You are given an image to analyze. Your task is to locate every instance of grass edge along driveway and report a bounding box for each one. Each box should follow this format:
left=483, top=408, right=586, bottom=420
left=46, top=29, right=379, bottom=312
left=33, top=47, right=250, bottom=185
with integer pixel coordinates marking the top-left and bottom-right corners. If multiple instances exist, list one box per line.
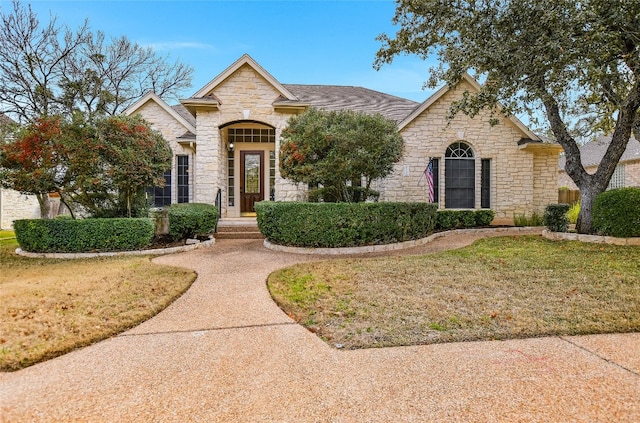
left=1, top=234, right=197, bottom=371
left=268, top=235, right=640, bottom=350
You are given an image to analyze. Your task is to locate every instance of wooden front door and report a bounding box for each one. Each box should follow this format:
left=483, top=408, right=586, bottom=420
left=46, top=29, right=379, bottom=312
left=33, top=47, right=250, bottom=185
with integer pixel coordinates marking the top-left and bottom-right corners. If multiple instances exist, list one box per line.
left=240, top=151, right=264, bottom=214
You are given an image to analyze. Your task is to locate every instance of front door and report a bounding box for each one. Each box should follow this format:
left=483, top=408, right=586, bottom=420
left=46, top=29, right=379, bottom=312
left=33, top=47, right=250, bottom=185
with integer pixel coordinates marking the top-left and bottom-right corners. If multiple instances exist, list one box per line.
left=240, top=151, right=264, bottom=214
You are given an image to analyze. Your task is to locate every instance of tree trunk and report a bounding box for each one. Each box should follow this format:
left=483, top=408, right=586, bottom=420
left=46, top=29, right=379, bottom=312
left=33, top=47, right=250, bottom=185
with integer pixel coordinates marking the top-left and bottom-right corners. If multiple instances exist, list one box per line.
left=576, top=186, right=599, bottom=234
left=35, top=193, right=51, bottom=219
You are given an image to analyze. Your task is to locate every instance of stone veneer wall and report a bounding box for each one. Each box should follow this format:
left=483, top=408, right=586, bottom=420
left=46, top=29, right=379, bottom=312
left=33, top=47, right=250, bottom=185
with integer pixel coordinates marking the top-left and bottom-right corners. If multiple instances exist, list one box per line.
left=134, top=101, right=195, bottom=204
left=194, top=64, right=306, bottom=216
left=1, top=189, right=40, bottom=229
left=375, top=81, right=556, bottom=220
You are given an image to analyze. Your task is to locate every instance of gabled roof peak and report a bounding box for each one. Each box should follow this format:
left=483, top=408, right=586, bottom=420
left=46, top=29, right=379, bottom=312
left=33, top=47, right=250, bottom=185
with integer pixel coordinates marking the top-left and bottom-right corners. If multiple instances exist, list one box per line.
left=190, top=54, right=298, bottom=101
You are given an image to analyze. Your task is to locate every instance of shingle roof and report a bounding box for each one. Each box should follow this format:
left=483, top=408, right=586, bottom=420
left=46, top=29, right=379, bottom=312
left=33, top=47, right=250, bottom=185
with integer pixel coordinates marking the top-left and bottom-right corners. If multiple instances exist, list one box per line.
left=171, top=104, right=196, bottom=127
left=558, top=135, right=640, bottom=170
left=282, top=84, right=420, bottom=123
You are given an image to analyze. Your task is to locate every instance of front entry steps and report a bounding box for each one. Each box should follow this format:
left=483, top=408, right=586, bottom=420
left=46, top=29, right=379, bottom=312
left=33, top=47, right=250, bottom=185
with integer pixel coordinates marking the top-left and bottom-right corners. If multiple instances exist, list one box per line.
left=215, top=218, right=264, bottom=240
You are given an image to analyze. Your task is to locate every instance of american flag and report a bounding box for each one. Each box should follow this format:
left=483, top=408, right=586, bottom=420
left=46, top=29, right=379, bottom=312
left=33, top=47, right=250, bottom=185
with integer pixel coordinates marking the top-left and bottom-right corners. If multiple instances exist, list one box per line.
left=425, top=159, right=435, bottom=203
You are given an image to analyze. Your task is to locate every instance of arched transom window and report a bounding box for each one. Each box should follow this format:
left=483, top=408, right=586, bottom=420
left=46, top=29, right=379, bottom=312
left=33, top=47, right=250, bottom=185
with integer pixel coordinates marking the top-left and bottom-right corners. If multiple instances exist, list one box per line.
left=445, top=142, right=475, bottom=208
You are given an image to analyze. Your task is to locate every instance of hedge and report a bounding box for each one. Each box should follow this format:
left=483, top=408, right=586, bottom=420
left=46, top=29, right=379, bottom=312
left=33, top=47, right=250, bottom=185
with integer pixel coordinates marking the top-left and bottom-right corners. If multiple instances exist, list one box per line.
left=593, top=188, right=640, bottom=237
left=256, top=201, right=438, bottom=248
left=167, top=203, right=219, bottom=241
left=435, top=209, right=495, bottom=230
left=14, top=218, right=154, bottom=253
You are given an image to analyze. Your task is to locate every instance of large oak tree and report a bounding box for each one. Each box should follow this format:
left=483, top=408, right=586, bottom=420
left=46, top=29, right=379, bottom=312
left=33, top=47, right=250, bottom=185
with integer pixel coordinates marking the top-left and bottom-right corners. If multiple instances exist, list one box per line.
left=375, top=0, right=640, bottom=233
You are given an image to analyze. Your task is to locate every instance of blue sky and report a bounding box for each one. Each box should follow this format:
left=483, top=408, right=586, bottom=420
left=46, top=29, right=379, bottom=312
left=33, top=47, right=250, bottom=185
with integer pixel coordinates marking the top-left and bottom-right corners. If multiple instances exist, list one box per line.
left=20, top=0, right=439, bottom=104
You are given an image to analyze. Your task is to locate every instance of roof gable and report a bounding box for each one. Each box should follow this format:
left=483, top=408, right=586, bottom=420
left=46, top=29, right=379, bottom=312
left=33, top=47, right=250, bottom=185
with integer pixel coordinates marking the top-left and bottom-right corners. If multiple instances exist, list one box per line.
left=124, top=92, right=196, bottom=135
left=191, top=54, right=297, bottom=101
left=398, top=73, right=538, bottom=140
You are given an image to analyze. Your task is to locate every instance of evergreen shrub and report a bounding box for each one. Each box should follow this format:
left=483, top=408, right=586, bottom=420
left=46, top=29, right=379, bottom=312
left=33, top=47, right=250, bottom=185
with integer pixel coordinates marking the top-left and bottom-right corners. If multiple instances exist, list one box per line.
left=256, top=202, right=437, bottom=248
left=167, top=203, right=219, bottom=241
left=544, top=204, right=570, bottom=232
left=593, top=188, right=640, bottom=237
left=14, top=218, right=154, bottom=253
left=435, top=209, right=495, bottom=230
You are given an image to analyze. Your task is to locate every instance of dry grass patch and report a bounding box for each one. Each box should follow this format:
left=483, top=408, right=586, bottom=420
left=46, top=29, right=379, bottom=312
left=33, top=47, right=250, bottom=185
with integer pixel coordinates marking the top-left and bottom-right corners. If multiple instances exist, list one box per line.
left=1, top=236, right=196, bottom=371
left=268, top=236, right=640, bottom=349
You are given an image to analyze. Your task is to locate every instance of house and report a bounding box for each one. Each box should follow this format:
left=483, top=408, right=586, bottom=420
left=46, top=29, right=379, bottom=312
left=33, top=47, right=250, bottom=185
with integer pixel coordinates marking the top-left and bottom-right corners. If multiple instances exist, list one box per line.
left=558, top=135, right=640, bottom=190
left=125, top=54, right=562, bottom=224
left=0, top=113, right=42, bottom=229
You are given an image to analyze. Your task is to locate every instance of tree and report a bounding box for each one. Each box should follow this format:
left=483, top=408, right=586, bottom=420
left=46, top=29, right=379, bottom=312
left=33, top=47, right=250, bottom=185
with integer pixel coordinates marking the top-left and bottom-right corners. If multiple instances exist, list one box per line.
left=0, top=0, right=193, bottom=122
left=0, top=114, right=171, bottom=218
left=0, top=116, right=64, bottom=218
left=375, top=0, right=640, bottom=234
left=280, top=108, right=404, bottom=202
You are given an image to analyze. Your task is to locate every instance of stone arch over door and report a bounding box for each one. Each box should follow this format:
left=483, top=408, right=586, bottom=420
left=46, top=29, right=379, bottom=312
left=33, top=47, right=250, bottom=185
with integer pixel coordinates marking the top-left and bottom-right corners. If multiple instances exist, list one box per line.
left=219, top=120, right=276, bottom=217
left=445, top=141, right=475, bottom=209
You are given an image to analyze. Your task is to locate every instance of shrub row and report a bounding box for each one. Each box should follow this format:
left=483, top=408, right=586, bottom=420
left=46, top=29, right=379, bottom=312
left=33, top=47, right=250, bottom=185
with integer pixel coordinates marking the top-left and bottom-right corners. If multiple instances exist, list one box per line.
left=256, top=202, right=438, bottom=248
left=14, top=218, right=154, bottom=253
left=593, top=187, right=640, bottom=237
left=435, top=209, right=495, bottom=230
left=167, top=203, right=219, bottom=241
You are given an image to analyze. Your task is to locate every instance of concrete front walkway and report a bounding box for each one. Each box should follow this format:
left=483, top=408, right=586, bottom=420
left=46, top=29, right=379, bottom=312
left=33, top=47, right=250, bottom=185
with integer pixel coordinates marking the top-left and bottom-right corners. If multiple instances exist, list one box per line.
left=1, top=232, right=639, bottom=422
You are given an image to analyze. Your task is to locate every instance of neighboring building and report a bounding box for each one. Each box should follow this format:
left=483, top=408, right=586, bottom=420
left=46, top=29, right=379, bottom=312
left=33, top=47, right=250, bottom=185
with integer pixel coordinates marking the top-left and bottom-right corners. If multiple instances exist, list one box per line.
left=0, top=113, right=42, bottom=229
left=126, top=54, right=562, bottom=223
left=558, top=136, right=640, bottom=190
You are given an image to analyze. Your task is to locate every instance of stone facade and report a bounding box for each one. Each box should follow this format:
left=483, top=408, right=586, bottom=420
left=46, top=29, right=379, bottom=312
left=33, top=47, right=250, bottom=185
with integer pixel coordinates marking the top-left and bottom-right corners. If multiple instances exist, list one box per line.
left=0, top=189, right=41, bottom=229
left=126, top=54, right=562, bottom=222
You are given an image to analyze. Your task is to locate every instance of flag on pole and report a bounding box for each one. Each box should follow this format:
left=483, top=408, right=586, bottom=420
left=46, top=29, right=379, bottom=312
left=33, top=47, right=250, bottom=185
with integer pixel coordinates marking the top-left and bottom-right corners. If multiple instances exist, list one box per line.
left=425, top=158, right=435, bottom=203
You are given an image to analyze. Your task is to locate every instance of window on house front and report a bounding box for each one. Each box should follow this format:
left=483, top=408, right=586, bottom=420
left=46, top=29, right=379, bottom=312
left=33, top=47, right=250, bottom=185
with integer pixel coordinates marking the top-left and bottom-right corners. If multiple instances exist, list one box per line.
left=177, top=155, right=189, bottom=203
left=151, top=170, right=172, bottom=207
left=481, top=159, right=491, bottom=208
left=445, top=142, right=475, bottom=208
left=607, top=164, right=625, bottom=190
left=269, top=151, right=276, bottom=201
left=430, top=158, right=440, bottom=203
left=228, top=150, right=235, bottom=207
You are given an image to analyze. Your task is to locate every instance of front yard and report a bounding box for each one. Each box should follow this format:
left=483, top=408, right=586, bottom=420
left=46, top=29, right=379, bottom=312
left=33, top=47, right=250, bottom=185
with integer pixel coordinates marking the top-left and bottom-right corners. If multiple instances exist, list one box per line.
left=0, top=233, right=196, bottom=371
left=268, top=236, right=640, bottom=349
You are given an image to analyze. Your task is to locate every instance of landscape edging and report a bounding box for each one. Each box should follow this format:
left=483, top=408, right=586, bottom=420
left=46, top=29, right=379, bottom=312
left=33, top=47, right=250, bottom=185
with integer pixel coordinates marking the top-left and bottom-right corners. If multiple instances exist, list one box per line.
left=263, top=227, right=542, bottom=255
left=542, top=229, right=640, bottom=246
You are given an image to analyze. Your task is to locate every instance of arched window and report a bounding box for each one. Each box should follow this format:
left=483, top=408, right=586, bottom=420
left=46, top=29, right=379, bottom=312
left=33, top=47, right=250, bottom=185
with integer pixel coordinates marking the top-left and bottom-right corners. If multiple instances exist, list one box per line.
left=445, top=142, right=475, bottom=208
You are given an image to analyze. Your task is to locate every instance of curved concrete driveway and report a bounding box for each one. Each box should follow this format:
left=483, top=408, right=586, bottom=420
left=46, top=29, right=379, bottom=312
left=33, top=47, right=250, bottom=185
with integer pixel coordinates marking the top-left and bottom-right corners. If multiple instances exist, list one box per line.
left=2, top=232, right=639, bottom=422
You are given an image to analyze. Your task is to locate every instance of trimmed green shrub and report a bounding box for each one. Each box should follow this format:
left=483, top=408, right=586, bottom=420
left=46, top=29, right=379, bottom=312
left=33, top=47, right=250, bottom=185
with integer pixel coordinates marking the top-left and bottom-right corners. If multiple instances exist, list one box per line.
left=593, top=188, right=640, bottom=237
left=544, top=204, right=570, bottom=232
left=435, top=209, right=495, bottom=230
left=14, top=218, right=154, bottom=253
left=475, top=209, right=496, bottom=226
left=167, top=203, right=218, bottom=241
left=256, top=202, right=437, bottom=248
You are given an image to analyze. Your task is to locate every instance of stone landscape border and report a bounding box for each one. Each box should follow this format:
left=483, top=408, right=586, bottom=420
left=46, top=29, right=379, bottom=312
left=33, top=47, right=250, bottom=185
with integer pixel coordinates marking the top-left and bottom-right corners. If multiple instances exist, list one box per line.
left=542, top=229, right=640, bottom=246
left=15, top=237, right=215, bottom=259
left=263, top=227, right=542, bottom=255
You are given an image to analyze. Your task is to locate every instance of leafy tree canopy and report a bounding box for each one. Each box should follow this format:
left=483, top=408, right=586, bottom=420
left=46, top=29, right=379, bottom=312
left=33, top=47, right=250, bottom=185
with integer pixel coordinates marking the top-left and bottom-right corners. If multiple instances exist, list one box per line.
left=0, top=114, right=171, bottom=218
left=280, top=108, right=404, bottom=202
left=375, top=0, right=640, bottom=234
left=0, top=0, right=193, bottom=123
